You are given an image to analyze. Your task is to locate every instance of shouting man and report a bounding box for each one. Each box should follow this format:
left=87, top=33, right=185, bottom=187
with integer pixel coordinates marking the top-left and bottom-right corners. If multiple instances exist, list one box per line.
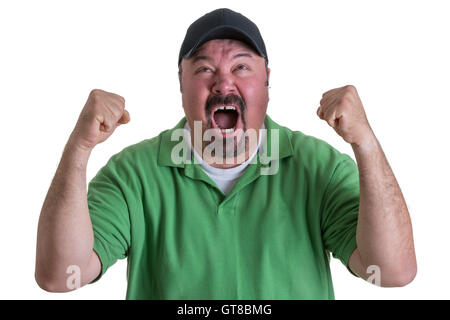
left=35, top=8, right=416, bottom=299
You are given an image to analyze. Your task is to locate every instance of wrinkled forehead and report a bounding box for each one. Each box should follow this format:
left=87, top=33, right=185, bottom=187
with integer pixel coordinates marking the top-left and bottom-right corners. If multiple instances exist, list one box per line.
left=190, top=39, right=258, bottom=60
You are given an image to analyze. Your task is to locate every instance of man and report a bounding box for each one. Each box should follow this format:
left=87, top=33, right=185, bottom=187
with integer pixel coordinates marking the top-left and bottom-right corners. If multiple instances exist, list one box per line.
left=35, top=8, right=416, bottom=299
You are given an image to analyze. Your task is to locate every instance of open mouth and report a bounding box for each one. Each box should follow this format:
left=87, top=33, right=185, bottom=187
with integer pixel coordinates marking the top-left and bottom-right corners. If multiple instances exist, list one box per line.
left=211, top=105, right=241, bottom=135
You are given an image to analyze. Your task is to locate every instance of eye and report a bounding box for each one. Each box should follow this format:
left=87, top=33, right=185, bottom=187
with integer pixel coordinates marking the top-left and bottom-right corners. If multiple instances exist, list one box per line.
left=234, top=64, right=249, bottom=72
left=196, top=67, right=213, bottom=74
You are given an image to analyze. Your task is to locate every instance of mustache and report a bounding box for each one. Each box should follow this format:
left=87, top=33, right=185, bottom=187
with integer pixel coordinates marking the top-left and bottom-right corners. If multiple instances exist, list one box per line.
left=205, top=94, right=246, bottom=115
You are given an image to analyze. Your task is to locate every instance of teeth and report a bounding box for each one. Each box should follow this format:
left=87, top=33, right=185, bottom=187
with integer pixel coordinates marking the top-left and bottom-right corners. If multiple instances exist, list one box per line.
left=220, top=127, right=235, bottom=133
left=213, top=105, right=237, bottom=112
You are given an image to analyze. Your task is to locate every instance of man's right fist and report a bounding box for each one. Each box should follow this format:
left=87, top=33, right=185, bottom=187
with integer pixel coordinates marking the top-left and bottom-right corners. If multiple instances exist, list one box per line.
left=69, top=89, right=130, bottom=151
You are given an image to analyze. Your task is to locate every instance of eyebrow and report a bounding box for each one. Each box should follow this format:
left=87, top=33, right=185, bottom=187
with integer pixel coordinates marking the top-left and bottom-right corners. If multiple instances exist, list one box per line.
left=232, top=52, right=254, bottom=59
left=191, top=52, right=254, bottom=64
left=192, top=55, right=213, bottom=64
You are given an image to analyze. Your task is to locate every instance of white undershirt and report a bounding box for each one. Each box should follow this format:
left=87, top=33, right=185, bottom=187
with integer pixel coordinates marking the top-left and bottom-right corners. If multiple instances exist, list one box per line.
left=184, top=121, right=264, bottom=195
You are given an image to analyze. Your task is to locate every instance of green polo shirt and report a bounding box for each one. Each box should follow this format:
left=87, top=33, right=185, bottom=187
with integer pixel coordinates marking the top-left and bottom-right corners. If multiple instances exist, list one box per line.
left=87, top=115, right=360, bottom=299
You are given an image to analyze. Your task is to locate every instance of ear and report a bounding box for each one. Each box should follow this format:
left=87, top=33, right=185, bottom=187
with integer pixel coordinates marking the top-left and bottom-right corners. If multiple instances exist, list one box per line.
left=178, top=72, right=183, bottom=93
left=266, top=67, right=271, bottom=87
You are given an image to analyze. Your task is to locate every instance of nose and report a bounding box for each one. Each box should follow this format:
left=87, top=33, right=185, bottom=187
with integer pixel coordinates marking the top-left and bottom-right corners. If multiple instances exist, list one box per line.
left=211, top=71, right=236, bottom=96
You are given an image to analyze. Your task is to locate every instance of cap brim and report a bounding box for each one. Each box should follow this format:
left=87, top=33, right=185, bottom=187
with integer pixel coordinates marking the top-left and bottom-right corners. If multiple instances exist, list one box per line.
left=182, top=25, right=266, bottom=61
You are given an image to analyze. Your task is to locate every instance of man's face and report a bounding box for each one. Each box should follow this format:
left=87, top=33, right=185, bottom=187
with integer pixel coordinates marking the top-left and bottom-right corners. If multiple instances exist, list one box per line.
left=179, top=39, right=270, bottom=167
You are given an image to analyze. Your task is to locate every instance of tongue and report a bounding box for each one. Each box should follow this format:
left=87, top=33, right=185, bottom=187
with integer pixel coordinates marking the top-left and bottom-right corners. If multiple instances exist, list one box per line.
left=214, top=112, right=237, bottom=129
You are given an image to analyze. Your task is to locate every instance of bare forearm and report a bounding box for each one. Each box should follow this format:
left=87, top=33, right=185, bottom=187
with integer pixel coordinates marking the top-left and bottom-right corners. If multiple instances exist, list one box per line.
left=352, top=134, right=417, bottom=284
left=35, top=137, right=95, bottom=290
left=35, top=90, right=129, bottom=292
left=317, top=85, right=416, bottom=286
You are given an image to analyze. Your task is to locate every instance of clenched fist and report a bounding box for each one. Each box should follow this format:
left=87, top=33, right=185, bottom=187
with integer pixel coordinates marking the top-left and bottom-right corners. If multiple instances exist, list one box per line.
left=317, top=85, right=373, bottom=146
left=69, top=89, right=130, bottom=151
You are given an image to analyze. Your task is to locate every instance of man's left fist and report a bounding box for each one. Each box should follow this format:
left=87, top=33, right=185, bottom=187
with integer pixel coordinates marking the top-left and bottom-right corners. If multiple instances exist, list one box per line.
left=317, top=85, right=373, bottom=146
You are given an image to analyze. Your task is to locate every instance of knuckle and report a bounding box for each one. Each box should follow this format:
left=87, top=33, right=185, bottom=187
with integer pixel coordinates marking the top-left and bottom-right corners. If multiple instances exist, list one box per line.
left=90, top=89, right=102, bottom=97
left=345, top=84, right=356, bottom=93
left=89, top=89, right=103, bottom=105
left=343, top=92, right=352, bottom=100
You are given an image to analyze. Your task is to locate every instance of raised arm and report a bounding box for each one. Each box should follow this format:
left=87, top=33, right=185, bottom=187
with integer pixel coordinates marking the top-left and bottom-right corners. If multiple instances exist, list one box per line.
left=317, top=85, right=417, bottom=287
left=35, top=89, right=130, bottom=292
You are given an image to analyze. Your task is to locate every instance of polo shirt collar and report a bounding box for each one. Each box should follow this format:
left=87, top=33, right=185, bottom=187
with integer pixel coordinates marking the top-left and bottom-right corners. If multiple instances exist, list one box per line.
left=157, top=114, right=294, bottom=168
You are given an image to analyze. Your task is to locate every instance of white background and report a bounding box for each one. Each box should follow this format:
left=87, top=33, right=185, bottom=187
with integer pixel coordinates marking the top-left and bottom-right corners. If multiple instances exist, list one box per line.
left=0, top=0, right=448, bottom=300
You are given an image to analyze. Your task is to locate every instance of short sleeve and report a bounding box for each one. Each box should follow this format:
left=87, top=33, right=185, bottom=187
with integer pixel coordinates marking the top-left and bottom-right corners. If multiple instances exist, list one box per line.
left=320, top=156, right=360, bottom=275
left=87, top=158, right=131, bottom=283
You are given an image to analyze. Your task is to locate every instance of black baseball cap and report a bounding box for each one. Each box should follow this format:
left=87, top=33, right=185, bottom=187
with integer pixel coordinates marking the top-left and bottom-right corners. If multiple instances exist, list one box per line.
left=178, top=8, right=268, bottom=66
